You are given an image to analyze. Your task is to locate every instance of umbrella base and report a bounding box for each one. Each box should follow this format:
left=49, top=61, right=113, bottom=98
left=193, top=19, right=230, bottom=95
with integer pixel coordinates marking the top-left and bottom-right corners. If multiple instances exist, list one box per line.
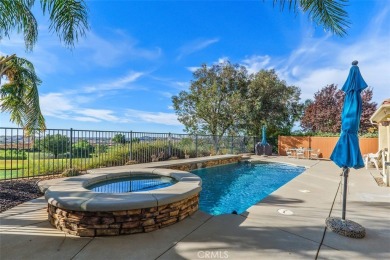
left=325, top=217, right=365, bottom=239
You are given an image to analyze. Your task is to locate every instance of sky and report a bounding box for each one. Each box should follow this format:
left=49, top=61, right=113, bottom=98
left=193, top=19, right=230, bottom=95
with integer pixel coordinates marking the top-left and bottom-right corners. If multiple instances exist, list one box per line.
left=1, top=0, right=390, bottom=133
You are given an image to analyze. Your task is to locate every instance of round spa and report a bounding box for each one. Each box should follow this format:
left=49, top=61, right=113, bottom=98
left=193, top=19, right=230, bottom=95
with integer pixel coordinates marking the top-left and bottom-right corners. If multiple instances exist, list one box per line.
left=40, top=169, right=202, bottom=237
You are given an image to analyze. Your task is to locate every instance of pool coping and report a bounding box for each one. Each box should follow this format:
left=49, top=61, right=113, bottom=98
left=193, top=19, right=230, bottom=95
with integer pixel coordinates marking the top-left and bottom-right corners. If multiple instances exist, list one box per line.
left=41, top=168, right=202, bottom=212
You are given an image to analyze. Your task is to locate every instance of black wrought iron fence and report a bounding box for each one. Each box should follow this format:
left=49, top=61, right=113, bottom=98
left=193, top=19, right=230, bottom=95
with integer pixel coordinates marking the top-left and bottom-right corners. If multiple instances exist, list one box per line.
left=0, top=127, right=255, bottom=180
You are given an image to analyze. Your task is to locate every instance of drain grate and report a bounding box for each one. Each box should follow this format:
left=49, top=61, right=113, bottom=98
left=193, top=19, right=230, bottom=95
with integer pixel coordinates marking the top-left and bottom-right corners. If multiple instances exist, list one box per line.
left=278, top=209, right=294, bottom=215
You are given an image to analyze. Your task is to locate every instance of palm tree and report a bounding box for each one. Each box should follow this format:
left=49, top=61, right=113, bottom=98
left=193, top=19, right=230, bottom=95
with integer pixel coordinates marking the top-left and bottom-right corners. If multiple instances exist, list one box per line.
left=1, top=54, right=45, bottom=133
left=0, top=0, right=89, bottom=51
left=273, top=0, right=350, bottom=36
left=0, top=0, right=88, bottom=132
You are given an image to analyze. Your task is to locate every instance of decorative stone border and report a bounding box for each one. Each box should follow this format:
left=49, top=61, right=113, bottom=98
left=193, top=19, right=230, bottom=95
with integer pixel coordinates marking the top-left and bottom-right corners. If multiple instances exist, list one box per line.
left=159, top=156, right=242, bottom=171
left=40, top=168, right=201, bottom=237
left=48, top=194, right=199, bottom=237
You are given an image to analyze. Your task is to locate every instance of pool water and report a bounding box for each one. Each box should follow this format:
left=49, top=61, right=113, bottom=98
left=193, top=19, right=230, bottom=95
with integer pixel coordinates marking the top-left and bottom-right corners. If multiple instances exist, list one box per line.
left=87, top=174, right=177, bottom=193
left=191, top=162, right=305, bottom=215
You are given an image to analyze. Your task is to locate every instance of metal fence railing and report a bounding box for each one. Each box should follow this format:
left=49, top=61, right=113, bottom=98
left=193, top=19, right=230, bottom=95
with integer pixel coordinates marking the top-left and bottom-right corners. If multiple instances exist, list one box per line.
left=0, top=127, right=256, bottom=180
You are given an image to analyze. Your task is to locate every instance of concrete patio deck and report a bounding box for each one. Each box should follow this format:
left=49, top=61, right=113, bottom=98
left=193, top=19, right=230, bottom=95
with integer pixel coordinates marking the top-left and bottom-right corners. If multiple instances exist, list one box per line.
left=1, top=156, right=389, bottom=259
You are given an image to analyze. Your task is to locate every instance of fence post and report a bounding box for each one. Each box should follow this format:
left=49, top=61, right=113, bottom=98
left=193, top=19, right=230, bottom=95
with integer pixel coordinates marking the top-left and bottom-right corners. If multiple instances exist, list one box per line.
left=253, top=136, right=256, bottom=153
left=230, top=136, right=234, bottom=154
left=69, top=128, right=73, bottom=169
left=168, top=132, right=172, bottom=157
left=130, top=131, right=133, bottom=161
left=195, top=134, right=198, bottom=158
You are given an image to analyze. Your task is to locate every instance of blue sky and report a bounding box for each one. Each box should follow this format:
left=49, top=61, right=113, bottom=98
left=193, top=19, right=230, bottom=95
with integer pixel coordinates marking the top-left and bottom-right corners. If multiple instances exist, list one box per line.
left=1, top=0, right=389, bottom=133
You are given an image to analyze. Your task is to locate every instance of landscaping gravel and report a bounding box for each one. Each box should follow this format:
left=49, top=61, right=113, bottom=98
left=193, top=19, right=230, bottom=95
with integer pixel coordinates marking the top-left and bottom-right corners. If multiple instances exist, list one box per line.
left=0, top=178, right=49, bottom=213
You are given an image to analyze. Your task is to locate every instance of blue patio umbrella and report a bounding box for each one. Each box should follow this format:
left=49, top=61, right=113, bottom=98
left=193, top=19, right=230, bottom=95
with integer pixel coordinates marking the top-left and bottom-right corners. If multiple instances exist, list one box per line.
left=261, top=126, right=268, bottom=145
left=327, top=60, right=367, bottom=238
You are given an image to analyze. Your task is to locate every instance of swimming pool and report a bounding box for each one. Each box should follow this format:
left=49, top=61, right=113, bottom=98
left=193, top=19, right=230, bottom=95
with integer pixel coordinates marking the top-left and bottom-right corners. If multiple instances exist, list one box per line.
left=87, top=174, right=177, bottom=193
left=191, top=162, right=305, bottom=215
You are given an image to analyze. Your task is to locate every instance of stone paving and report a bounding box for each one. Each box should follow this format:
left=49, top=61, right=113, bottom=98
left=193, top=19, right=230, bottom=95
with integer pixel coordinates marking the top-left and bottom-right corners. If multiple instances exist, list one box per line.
left=1, top=155, right=389, bottom=259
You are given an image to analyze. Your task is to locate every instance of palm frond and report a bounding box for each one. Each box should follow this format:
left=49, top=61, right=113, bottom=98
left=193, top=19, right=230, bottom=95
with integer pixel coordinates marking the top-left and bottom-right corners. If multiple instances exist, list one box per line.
left=0, top=0, right=38, bottom=51
left=301, top=0, right=350, bottom=36
left=0, top=55, right=46, bottom=133
left=41, top=0, right=89, bottom=48
left=272, top=0, right=350, bottom=36
left=273, top=0, right=298, bottom=12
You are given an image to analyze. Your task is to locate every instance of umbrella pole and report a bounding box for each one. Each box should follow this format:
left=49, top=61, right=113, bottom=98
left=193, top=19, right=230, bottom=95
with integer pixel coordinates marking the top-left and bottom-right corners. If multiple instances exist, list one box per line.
left=326, top=166, right=365, bottom=238
left=342, top=167, right=349, bottom=220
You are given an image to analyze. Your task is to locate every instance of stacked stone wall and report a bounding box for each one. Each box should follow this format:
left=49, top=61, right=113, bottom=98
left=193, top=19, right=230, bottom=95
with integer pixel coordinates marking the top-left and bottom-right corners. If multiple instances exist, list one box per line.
left=164, top=156, right=241, bottom=171
left=48, top=194, right=199, bottom=237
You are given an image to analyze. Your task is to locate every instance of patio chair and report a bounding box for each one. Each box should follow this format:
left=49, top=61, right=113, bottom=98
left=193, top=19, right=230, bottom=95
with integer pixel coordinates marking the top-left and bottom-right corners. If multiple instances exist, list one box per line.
left=296, top=148, right=305, bottom=159
left=285, top=149, right=293, bottom=157
left=310, top=149, right=321, bottom=159
left=364, top=150, right=382, bottom=170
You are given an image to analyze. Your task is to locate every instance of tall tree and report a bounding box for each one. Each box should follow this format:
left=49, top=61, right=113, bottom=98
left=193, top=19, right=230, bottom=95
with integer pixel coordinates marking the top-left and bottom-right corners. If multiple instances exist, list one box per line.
left=359, top=88, right=378, bottom=134
left=112, top=134, right=126, bottom=145
left=273, top=0, right=350, bottom=36
left=172, top=62, right=248, bottom=152
left=0, top=0, right=89, bottom=132
left=33, top=134, right=70, bottom=158
left=241, top=69, right=303, bottom=138
left=300, top=85, right=377, bottom=134
left=72, top=140, right=94, bottom=158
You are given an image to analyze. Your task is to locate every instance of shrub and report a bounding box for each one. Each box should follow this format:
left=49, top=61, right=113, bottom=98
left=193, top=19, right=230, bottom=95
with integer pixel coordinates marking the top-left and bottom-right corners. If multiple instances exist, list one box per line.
left=0, top=150, right=27, bottom=160
left=62, top=168, right=81, bottom=177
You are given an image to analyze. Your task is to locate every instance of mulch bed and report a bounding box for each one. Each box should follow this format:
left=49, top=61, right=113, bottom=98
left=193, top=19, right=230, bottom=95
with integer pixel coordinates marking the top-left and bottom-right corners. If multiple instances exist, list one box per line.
left=0, top=176, right=59, bottom=213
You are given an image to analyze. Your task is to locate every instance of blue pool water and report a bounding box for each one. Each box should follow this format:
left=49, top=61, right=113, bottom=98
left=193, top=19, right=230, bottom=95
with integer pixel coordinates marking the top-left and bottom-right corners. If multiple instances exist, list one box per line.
left=87, top=174, right=177, bottom=193
left=191, top=162, right=305, bottom=215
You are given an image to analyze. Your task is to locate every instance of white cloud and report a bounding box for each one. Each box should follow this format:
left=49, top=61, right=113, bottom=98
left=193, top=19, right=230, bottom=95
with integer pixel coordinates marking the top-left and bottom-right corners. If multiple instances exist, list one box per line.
left=125, top=109, right=181, bottom=126
left=276, top=31, right=390, bottom=104
left=77, top=109, right=122, bottom=122
left=243, top=6, right=390, bottom=105
left=177, top=38, right=219, bottom=60
left=159, top=91, right=173, bottom=98
left=186, top=66, right=199, bottom=73
left=216, top=56, right=229, bottom=64
left=78, top=32, right=162, bottom=67
left=82, top=71, right=145, bottom=93
left=173, top=81, right=189, bottom=90
left=241, top=55, right=272, bottom=74
left=39, top=92, right=129, bottom=123
left=72, top=116, right=101, bottom=122
left=40, top=93, right=74, bottom=118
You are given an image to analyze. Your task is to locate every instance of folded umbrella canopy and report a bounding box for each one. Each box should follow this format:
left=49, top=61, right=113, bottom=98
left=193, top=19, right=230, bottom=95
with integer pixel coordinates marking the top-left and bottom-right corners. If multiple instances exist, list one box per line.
left=330, top=61, right=367, bottom=169
left=327, top=60, right=367, bottom=238
left=261, top=125, right=268, bottom=146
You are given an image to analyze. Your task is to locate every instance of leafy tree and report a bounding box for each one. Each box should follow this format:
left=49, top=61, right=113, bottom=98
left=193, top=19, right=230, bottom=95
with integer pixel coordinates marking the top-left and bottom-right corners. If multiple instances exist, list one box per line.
left=0, top=55, right=45, bottom=132
left=172, top=62, right=249, bottom=153
left=240, top=69, right=303, bottom=139
left=33, top=134, right=70, bottom=158
left=112, top=134, right=126, bottom=144
left=0, top=0, right=89, bottom=133
left=359, top=89, right=378, bottom=134
left=273, top=0, right=350, bottom=36
left=95, top=144, right=108, bottom=155
left=72, top=140, right=94, bottom=158
left=300, top=85, right=377, bottom=134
